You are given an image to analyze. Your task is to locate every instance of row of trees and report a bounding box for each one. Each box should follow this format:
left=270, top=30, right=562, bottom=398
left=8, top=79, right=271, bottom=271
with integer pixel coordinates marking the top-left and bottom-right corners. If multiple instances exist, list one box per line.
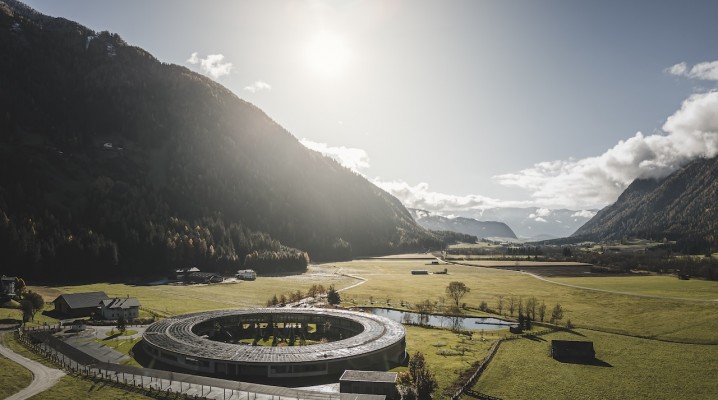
left=492, top=295, right=565, bottom=324
left=265, top=285, right=341, bottom=307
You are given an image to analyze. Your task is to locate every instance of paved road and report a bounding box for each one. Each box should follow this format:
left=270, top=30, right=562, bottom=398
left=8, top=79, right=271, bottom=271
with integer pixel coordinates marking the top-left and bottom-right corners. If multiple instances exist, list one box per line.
left=0, top=333, right=66, bottom=400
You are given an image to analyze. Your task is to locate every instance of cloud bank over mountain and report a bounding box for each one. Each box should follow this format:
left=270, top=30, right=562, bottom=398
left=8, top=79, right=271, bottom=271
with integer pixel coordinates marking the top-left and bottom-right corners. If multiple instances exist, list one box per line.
left=495, top=87, right=718, bottom=209
left=302, top=63, right=718, bottom=213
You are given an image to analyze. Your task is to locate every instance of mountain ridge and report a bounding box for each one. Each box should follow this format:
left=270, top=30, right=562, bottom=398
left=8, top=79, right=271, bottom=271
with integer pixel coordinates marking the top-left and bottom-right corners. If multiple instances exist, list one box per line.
left=409, top=208, right=517, bottom=239
left=572, top=156, right=718, bottom=251
left=0, top=0, right=449, bottom=279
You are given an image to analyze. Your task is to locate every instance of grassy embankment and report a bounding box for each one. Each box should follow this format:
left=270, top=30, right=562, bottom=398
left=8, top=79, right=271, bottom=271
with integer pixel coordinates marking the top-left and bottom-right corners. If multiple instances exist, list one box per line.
left=0, top=353, right=32, bottom=399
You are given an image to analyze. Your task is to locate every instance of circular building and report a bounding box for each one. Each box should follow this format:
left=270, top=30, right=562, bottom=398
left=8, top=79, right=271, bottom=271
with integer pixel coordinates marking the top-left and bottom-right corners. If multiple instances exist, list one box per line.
left=142, top=308, right=406, bottom=378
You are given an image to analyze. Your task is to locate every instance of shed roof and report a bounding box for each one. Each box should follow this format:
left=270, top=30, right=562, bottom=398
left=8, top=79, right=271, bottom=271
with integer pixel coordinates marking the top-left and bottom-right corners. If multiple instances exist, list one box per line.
left=53, top=292, right=109, bottom=309
left=340, top=370, right=398, bottom=383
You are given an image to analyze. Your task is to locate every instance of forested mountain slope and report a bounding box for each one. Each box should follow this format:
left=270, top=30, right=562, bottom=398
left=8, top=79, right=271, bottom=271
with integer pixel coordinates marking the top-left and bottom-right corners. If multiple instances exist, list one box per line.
left=572, top=156, right=718, bottom=252
left=0, top=0, right=444, bottom=280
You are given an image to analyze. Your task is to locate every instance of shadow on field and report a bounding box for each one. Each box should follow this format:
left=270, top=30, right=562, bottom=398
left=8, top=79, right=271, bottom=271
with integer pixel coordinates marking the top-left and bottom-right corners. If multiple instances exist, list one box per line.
left=523, top=334, right=546, bottom=342
left=556, top=357, right=613, bottom=367
left=562, top=328, right=586, bottom=337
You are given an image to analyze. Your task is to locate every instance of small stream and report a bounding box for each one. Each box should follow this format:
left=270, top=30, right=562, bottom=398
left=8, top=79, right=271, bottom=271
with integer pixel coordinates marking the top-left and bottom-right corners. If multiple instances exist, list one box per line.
left=366, top=307, right=516, bottom=331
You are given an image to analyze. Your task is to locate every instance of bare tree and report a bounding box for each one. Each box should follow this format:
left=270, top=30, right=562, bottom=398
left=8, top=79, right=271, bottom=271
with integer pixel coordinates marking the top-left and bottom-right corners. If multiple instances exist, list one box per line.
left=496, top=295, right=504, bottom=315
left=538, top=301, right=547, bottom=322
left=550, top=303, right=564, bottom=324
left=526, top=297, right=537, bottom=321
left=508, top=296, right=516, bottom=317
left=445, top=281, right=470, bottom=308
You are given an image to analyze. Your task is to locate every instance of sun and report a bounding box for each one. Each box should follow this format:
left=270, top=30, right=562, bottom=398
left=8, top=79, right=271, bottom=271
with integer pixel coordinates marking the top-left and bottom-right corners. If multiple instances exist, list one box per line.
left=303, top=31, right=352, bottom=79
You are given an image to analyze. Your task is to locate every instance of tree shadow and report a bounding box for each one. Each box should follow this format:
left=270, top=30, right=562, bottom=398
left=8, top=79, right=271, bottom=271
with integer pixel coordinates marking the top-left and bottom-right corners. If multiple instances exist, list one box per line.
left=523, top=334, right=546, bottom=342
left=42, top=309, right=65, bottom=320
left=560, top=328, right=586, bottom=337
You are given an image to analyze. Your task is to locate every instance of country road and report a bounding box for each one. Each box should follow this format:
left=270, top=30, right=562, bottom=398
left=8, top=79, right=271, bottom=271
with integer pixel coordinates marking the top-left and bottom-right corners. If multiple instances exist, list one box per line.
left=0, top=332, right=65, bottom=400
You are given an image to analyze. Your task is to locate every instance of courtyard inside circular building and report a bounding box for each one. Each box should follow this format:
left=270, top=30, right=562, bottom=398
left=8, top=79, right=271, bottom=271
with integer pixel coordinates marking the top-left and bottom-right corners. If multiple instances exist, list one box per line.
left=142, top=308, right=406, bottom=378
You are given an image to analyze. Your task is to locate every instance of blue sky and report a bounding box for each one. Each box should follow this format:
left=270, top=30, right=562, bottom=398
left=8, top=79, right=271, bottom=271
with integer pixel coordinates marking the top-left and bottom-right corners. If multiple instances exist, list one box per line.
left=23, top=0, right=718, bottom=213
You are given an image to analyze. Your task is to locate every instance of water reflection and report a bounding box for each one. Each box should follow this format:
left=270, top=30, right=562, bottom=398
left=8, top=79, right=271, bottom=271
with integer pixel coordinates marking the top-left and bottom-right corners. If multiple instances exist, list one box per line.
left=368, top=307, right=516, bottom=331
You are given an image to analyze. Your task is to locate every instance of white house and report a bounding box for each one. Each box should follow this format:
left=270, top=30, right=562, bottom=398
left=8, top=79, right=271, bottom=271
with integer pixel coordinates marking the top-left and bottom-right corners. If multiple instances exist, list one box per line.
left=99, top=297, right=140, bottom=320
left=236, top=269, right=257, bottom=281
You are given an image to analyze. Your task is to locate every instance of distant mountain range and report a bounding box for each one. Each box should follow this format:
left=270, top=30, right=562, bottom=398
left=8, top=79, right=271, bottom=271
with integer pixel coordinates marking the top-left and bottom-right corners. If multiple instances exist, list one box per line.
left=0, top=0, right=455, bottom=279
left=572, top=156, right=718, bottom=250
left=409, top=209, right=517, bottom=239
left=417, top=207, right=596, bottom=240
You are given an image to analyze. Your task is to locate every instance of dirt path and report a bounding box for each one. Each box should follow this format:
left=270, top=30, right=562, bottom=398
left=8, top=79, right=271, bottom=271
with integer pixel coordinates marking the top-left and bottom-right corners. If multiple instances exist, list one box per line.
left=0, top=333, right=66, bottom=400
left=335, top=272, right=366, bottom=292
left=522, top=271, right=718, bottom=302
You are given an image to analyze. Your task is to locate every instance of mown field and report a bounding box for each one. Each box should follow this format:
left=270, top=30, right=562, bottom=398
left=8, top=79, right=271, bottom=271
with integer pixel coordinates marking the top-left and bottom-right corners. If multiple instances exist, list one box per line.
left=336, top=259, right=718, bottom=344
left=30, top=269, right=358, bottom=317
left=3, top=255, right=717, bottom=399
left=401, top=325, right=498, bottom=397
left=472, top=329, right=718, bottom=400
left=550, top=275, right=718, bottom=300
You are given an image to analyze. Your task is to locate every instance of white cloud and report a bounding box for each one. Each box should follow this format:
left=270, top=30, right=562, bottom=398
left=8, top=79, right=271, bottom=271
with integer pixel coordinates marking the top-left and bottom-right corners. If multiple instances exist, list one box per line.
left=186, top=52, right=233, bottom=80
left=534, top=217, right=547, bottom=223
left=300, top=139, right=370, bottom=172
left=372, top=179, right=533, bottom=214
left=667, top=60, right=718, bottom=81
left=244, top=81, right=272, bottom=93
left=495, top=90, right=718, bottom=209
left=571, top=210, right=597, bottom=219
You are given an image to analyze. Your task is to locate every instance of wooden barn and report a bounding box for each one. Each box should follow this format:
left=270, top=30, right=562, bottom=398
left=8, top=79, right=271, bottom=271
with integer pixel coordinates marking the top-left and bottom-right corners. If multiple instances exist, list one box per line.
left=52, top=292, right=110, bottom=318
left=550, top=340, right=595, bottom=361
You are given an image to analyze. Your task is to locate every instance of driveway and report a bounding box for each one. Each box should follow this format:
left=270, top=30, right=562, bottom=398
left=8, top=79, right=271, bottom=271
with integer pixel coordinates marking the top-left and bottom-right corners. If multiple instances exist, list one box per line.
left=0, top=332, right=66, bottom=399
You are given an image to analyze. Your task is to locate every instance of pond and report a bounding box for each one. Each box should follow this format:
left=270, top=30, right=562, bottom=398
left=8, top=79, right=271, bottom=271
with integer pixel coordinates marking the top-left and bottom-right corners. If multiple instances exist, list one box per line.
left=366, top=307, right=516, bottom=331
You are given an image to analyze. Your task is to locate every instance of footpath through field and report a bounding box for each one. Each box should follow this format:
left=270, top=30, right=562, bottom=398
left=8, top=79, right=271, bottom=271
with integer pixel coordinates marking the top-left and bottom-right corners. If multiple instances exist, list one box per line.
left=521, top=271, right=718, bottom=302
left=0, top=330, right=66, bottom=400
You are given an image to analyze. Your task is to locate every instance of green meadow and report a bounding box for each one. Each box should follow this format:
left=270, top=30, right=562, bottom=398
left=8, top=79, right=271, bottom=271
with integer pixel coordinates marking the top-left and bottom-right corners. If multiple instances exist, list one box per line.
left=3, top=256, right=717, bottom=398
left=472, top=329, right=718, bottom=400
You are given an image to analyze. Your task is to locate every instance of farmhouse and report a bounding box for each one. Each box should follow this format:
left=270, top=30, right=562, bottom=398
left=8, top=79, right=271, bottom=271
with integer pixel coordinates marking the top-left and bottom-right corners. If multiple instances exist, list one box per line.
left=1, top=275, right=17, bottom=298
left=52, top=292, right=110, bottom=318
left=99, top=297, right=140, bottom=320
left=185, top=271, right=224, bottom=284
left=236, top=269, right=257, bottom=281
left=550, top=340, right=595, bottom=361
left=175, top=266, right=200, bottom=280
left=340, top=370, right=398, bottom=399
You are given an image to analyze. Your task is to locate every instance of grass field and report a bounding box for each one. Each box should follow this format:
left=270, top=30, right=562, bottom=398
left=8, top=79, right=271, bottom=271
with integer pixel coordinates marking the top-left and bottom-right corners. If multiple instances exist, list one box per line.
left=472, top=329, right=718, bottom=400
left=550, top=275, right=718, bottom=300
left=30, top=268, right=358, bottom=317
left=1, top=331, right=151, bottom=399
left=97, top=337, right=143, bottom=367
left=6, top=256, right=718, bottom=399
left=402, top=325, right=496, bottom=396
left=0, top=353, right=32, bottom=399
left=335, top=259, right=718, bottom=344
left=29, top=375, right=153, bottom=400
